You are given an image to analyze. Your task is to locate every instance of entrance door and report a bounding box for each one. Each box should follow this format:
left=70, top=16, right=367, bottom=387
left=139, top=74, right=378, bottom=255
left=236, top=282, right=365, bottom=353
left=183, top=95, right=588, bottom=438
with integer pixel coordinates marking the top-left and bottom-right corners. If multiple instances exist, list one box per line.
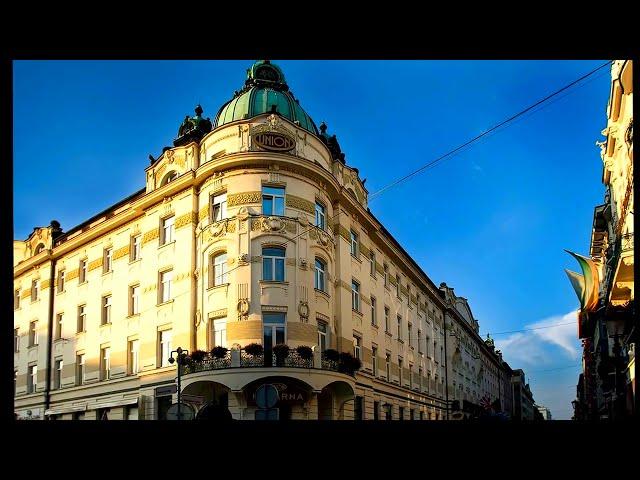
left=263, top=313, right=285, bottom=367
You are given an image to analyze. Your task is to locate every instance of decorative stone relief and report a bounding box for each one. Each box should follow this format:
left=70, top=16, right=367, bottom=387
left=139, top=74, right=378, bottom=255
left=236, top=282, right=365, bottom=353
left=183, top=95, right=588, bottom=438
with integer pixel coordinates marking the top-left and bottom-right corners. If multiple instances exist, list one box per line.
left=227, top=192, right=261, bottom=207
left=298, top=301, right=310, bottom=322
left=250, top=216, right=296, bottom=233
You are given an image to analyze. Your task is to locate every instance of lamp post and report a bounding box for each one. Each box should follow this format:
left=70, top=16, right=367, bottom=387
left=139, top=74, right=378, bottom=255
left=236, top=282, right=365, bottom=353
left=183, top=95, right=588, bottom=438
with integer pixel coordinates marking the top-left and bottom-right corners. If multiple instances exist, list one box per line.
left=168, top=347, right=189, bottom=420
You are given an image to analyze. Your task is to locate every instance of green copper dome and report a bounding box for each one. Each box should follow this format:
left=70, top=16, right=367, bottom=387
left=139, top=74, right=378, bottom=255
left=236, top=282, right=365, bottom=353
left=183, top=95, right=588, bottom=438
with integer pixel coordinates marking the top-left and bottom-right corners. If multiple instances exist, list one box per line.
left=214, top=60, right=319, bottom=135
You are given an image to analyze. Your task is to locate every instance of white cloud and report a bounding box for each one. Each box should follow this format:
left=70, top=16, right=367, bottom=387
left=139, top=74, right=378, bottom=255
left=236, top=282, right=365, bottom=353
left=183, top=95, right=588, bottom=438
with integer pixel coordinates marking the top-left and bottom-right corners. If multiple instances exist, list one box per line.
left=495, top=310, right=580, bottom=368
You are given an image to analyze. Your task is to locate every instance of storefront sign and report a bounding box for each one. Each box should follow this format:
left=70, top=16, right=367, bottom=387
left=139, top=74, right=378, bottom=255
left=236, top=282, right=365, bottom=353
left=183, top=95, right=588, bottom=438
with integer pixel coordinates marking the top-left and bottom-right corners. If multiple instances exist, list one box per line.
left=248, top=382, right=308, bottom=405
left=155, top=384, right=177, bottom=397
left=253, top=131, right=295, bottom=152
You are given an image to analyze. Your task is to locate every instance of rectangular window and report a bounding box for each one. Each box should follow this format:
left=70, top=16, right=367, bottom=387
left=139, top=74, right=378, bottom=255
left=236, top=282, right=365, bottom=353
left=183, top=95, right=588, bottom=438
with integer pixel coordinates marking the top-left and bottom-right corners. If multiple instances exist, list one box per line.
left=418, top=330, right=422, bottom=354
left=350, top=230, right=359, bottom=257
left=130, top=235, right=141, bottom=261
left=385, top=307, right=390, bottom=333
left=213, top=319, right=227, bottom=348
left=426, top=336, right=430, bottom=357
left=372, top=346, right=378, bottom=375
left=317, top=322, right=327, bottom=353
left=14, top=328, right=19, bottom=352
left=369, top=251, right=376, bottom=277
left=159, top=270, right=173, bottom=303
left=396, top=275, right=401, bottom=298
left=384, top=403, right=392, bottom=420
left=419, top=367, right=423, bottom=390
left=353, top=336, right=361, bottom=360
left=54, top=359, right=63, bottom=389
left=374, top=401, right=380, bottom=420
left=130, top=285, right=140, bottom=315
left=315, top=201, right=326, bottom=230
left=101, top=347, right=111, bottom=380
left=76, top=354, right=85, bottom=385
left=161, top=216, right=175, bottom=245
left=262, top=186, right=285, bottom=216
left=409, top=363, right=413, bottom=389
left=160, top=330, right=173, bottom=367
left=314, top=258, right=326, bottom=292
left=55, top=313, right=63, bottom=340
left=129, top=339, right=140, bottom=375
left=28, top=365, right=37, bottom=393
left=211, top=192, right=228, bottom=222
left=103, top=248, right=113, bottom=273
left=383, top=263, right=389, bottom=286
left=77, top=304, right=86, bottom=333
left=385, top=353, right=391, bottom=381
left=354, top=396, right=364, bottom=420
left=262, top=247, right=285, bottom=282
left=399, top=358, right=403, bottom=386
left=397, top=316, right=402, bottom=340
left=351, top=280, right=360, bottom=311
left=14, top=289, right=20, bottom=309
left=399, top=406, right=404, bottom=420
left=211, top=253, right=229, bottom=287
left=57, top=269, right=65, bottom=293
left=370, top=296, right=377, bottom=326
left=29, top=321, right=38, bottom=346
left=79, top=259, right=87, bottom=283
left=408, top=323, right=413, bottom=348
left=102, top=295, right=112, bottom=324
left=31, top=279, right=39, bottom=301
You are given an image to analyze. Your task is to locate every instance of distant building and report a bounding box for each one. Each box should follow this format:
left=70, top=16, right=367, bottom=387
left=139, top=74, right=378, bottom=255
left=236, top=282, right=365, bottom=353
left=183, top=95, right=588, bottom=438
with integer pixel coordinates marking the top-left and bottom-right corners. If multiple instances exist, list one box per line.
left=512, top=369, right=535, bottom=421
left=534, top=404, right=552, bottom=420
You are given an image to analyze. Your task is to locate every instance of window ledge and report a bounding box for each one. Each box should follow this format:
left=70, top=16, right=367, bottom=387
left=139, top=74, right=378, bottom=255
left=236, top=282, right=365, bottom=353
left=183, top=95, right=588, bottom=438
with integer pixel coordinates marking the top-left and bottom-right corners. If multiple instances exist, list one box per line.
left=30, top=299, right=40, bottom=304
left=56, top=290, right=66, bottom=295
left=75, top=331, right=86, bottom=336
left=28, top=344, right=39, bottom=350
left=350, top=254, right=362, bottom=263
left=385, top=331, right=393, bottom=337
left=352, top=309, right=363, bottom=316
left=128, top=258, right=142, bottom=265
left=157, top=299, right=175, bottom=307
left=158, top=240, right=176, bottom=250
left=126, top=313, right=141, bottom=319
left=259, top=280, right=289, bottom=286
left=371, top=323, right=379, bottom=329
left=100, top=322, right=112, bottom=328
left=314, top=288, right=330, bottom=299
left=397, top=339, right=405, bottom=344
left=207, top=283, right=230, bottom=292
left=78, top=281, right=88, bottom=286
left=102, top=270, right=113, bottom=277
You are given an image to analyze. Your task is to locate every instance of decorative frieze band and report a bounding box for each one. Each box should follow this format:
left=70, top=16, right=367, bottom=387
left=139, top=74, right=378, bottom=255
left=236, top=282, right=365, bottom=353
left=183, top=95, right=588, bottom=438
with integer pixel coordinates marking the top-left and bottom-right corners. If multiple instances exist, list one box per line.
left=21, top=290, right=31, bottom=299
left=375, top=262, right=384, bottom=275
left=285, top=194, right=315, bottom=215
left=113, top=246, right=129, bottom=261
left=198, top=205, right=210, bottom=222
left=142, top=229, right=159, bottom=245
left=66, top=269, right=79, bottom=281
left=400, top=285, right=408, bottom=297
left=227, top=191, right=261, bottom=207
left=176, top=211, right=197, bottom=229
left=209, top=308, right=228, bottom=320
left=88, top=258, right=103, bottom=271
left=359, top=243, right=370, bottom=257
left=389, top=275, right=398, bottom=286
left=41, top=279, right=50, bottom=290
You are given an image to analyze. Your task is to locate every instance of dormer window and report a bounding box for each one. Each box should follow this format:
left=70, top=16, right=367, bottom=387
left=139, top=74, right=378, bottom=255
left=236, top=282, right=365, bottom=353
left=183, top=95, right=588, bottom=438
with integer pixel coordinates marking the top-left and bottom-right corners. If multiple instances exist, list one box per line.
left=161, top=171, right=178, bottom=186
left=34, top=244, right=45, bottom=255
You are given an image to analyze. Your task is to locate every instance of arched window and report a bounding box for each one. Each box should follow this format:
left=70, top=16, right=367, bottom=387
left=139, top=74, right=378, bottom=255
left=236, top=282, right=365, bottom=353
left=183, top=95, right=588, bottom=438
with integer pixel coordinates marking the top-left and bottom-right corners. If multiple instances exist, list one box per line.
left=210, top=252, right=228, bottom=287
left=34, top=244, right=45, bottom=255
left=314, top=257, right=326, bottom=292
left=160, top=171, right=178, bottom=186
left=262, top=246, right=285, bottom=281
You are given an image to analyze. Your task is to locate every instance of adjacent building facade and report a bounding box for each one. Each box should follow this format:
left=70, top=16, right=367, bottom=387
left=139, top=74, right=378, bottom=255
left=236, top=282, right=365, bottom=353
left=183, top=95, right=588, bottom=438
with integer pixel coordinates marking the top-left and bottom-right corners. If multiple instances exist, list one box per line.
left=14, top=60, right=526, bottom=420
left=569, top=60, right=635, bottom=421
left=511, top=369, right=535, bottom=421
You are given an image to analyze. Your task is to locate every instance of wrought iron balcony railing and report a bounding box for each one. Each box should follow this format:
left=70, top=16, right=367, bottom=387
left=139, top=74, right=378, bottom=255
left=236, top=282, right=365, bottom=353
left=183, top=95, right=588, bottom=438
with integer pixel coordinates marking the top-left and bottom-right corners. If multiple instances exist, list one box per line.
left=181, top=349, right=358, bottom=376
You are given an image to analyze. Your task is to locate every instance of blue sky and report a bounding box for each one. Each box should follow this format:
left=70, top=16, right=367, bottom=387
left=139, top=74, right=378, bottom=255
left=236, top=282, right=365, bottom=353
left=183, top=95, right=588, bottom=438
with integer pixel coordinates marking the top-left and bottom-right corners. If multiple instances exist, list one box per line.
left=13, top=60, right=611, bottom=419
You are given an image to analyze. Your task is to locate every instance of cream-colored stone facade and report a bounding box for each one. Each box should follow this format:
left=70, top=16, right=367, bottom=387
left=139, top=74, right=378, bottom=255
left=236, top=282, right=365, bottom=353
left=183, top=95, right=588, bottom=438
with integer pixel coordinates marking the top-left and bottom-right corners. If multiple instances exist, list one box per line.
left=14, top=61, right=509, bottom=421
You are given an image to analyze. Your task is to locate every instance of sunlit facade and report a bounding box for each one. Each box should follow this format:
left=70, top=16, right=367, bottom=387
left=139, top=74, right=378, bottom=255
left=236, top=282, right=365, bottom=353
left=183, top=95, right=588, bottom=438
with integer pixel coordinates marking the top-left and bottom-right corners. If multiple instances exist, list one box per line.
left=14, top=60, right=513, bottom=420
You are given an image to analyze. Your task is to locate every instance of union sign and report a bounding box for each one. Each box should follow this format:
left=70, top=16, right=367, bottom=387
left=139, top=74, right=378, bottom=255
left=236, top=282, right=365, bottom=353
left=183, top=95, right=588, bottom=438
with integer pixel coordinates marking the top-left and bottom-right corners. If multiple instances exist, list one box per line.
left=253, top=131, right=296, bottom=152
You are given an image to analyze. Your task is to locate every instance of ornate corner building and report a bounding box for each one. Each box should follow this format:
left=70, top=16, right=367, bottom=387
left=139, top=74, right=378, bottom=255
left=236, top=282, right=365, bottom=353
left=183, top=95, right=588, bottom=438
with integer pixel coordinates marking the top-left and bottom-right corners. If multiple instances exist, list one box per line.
left=569, top=60, right=635, bottom=421
left=14, top=60, right=519, bottom=420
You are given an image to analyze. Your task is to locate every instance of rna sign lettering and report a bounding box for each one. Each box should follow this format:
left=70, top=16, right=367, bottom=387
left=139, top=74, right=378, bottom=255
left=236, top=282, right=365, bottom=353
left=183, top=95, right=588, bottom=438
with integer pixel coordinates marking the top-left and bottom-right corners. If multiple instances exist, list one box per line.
left=253, top=132, right=296, bottom=152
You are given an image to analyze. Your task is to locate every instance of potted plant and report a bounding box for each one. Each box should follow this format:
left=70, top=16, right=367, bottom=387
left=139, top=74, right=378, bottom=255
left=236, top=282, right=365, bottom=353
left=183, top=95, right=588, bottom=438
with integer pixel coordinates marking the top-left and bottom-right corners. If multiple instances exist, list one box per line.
left=190, top=349, right=207, bottom=363
left=272, top=343, right=290, bottom=366
left=296, top=345, right=313, bottom=361
left=244, top=343, right=263, bottom=356
left=323, top=348, right=340, bottom=363
left=179, top=354, right=192, bottom=368
left=211, top=346, right=229, bottom=359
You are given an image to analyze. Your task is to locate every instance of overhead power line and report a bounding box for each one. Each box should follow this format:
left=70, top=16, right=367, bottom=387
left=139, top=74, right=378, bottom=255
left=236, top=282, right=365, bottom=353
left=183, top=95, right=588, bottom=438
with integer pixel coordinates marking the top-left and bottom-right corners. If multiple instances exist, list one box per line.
left=484, top=321, right=576, bottom=337
left=368, top=60, right=613, bottom=200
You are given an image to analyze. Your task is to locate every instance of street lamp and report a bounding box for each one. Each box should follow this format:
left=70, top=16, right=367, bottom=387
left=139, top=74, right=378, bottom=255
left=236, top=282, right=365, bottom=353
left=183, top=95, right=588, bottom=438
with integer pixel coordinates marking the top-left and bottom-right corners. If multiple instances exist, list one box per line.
left=168, top=347, right=189, bottom=420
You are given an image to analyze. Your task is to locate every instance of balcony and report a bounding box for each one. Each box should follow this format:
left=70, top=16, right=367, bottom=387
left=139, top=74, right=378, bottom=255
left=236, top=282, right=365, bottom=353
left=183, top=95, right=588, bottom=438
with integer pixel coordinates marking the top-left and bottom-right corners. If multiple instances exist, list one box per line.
left=181, top=348, right=360, bottom=377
